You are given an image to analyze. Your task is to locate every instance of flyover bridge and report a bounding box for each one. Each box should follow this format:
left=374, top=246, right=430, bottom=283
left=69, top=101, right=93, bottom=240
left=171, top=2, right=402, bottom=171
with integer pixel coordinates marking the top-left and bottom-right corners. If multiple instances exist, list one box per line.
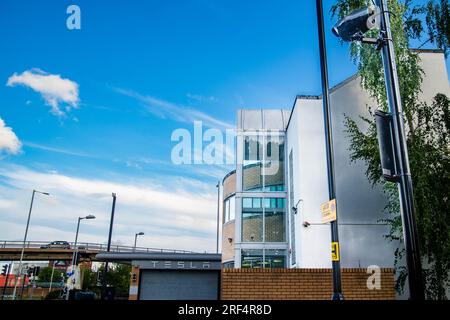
left=0, top=240, right=195, bottom=262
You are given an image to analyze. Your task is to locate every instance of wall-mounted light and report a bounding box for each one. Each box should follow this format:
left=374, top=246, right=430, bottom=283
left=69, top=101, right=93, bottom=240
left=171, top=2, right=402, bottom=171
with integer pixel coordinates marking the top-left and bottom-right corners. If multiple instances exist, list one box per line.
left=292, top=199, right=303, bottom=214
left=303, top=221, right=311, bottom=228
left=227, top=237, right=233, bottom=244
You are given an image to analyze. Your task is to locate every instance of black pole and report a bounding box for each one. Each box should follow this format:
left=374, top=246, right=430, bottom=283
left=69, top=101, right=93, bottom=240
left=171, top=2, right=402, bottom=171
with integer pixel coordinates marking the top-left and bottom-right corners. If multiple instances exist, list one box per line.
left=2, top=263, right=11, bottom=300
left=216, top=181, right=220, bottom=254
left=376, top=0, right=424, bottom=300
left=102, top=192, right=116, bottom=300
left=316, top=0, right=343, bottom=300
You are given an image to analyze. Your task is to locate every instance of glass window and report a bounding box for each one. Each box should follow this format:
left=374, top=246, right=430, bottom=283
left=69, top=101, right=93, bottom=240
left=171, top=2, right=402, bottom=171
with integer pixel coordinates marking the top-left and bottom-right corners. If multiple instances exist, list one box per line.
left=224, top=196, right=236, bottom=223
left=229, top=196, right=235, bottom=221
left=241, top=249, right=263, bottom=269
left=264, top=198, right=286, bottom=242
left=242, top=197, right=252, bottom=209
left=243, top=135, right=263, bottom=191
left=222, top=261, right=235, bottom=269
left=223, top=199, right=229, bottom=223
left=263, top=136, right=285, bottom=191
left=242, top=198, right=263, bottom=242
left=264, top=249, right=287, bottom=268
left=289, top=150, right=296, bottom=264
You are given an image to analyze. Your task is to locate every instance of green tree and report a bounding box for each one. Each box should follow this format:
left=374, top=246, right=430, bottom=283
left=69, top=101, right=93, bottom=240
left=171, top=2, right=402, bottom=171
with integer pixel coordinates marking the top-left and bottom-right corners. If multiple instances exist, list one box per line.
left=331, top=0, right=450, bottom=299
left=97, top=264, right=131, bottom=298
left=81, top=268, right=98, bottom=290
left=37, top=266, right=54, bottom=283
left=424, top=0, right=450, bottom=55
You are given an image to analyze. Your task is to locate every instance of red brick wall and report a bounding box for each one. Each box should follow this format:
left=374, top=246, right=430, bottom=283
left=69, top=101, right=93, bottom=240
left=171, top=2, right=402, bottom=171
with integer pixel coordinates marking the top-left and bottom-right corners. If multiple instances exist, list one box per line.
left=221, top=268, right=395, bottom=300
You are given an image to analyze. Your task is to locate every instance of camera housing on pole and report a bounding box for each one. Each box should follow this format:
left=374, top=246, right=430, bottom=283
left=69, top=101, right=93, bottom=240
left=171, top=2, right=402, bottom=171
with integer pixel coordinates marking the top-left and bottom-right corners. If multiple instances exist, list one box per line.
left=332, top=5, right=380, bottom=41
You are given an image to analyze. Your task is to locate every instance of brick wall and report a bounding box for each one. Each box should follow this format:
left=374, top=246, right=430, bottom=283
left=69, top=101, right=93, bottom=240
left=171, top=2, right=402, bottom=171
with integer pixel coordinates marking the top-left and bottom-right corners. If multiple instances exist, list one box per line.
left=223, top=171, right=236, bottom=199
left=222, top=221, right=235, bottom=262
left=221, top=268, right=395, bottom=300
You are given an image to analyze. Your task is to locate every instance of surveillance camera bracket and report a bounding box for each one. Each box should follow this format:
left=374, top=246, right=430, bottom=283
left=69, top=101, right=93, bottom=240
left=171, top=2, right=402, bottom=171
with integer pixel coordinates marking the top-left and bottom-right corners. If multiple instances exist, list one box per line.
left=352, top=30, right=389, bottom=51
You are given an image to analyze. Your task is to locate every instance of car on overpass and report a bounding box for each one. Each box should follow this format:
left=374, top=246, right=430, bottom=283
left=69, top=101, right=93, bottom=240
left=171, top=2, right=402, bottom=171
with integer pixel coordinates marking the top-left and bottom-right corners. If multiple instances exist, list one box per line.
left=40, top=241, right=71, bottom=249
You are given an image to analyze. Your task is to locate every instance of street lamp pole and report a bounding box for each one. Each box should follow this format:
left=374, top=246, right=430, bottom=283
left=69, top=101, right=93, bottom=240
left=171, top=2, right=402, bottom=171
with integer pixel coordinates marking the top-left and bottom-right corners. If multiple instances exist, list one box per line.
left=71, top=217, right=83, bottom=267
left=66, top=214, right=95, bottom=300
left=48, top=261, right=56, bottom=294
left=12, top=189, right=49, bottom=300
left=376, top=0, right=424, bottom=300
left=216, top=181, right=220, bottom=254
left=102, top=193, right=117, bottom=300
left=134, top=232, right=144, bottom=252
left=316, top=0, right=344, bottom=300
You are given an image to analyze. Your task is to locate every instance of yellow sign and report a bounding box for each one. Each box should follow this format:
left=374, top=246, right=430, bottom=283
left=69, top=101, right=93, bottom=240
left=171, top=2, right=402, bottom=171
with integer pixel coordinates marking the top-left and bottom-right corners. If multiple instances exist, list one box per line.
left=331, top=242, right=340, bottom=261
left=321, top=199, right=337, bottom=223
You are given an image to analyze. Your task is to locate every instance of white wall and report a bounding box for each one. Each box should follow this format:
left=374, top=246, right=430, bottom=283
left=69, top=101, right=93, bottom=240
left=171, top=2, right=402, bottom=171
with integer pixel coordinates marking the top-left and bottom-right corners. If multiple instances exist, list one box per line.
left=287, top=97, right=331, bottom=268
left=286, top=51, right=449, bottom=271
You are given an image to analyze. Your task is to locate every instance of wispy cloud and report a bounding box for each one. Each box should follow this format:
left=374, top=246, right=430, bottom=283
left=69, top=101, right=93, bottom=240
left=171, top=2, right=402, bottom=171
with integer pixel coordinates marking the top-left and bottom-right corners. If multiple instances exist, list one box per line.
left=7, top=69, right=79, bottom=116
left=0, top=118, right=21, bottom=155
left=0, top=165, right=218, bottom=252
left=23, top=141, right=98, bottom=159
left=113, top=87, right=233, bottom=129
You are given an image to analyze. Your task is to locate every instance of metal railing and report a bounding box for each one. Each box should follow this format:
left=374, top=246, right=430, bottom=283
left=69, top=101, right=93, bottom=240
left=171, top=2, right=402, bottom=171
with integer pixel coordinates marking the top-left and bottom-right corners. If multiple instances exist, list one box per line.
left=0, top=240, right=195, bottom=254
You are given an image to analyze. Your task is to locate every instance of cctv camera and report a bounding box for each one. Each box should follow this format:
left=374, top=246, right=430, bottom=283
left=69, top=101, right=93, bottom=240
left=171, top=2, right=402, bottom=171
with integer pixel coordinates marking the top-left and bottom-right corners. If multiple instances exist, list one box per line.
left=332, top=5, right=380, bottom=42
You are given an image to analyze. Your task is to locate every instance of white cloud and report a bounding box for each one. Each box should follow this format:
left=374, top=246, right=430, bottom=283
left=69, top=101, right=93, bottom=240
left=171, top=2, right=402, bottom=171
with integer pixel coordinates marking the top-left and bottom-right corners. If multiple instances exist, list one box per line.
left=0, top=118, right=21, bottom=155
left=114, top=87, right=233, bottom=129
left=0, top=165, right=218, bottom=252
left=7, top=69, right=79, bottom=116
left=23, top=141, right=97, bottom=159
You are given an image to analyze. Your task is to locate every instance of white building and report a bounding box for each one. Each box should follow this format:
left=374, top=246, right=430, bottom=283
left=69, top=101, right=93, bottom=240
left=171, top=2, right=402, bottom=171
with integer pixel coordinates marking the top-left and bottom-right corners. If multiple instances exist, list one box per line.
left=221, top=49, right=450, bottom=270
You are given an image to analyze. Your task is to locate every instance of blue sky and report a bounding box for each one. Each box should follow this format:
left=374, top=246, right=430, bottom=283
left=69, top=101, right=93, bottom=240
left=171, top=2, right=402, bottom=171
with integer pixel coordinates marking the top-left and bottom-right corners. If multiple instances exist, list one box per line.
left=0, top=0, right=448, bottom=252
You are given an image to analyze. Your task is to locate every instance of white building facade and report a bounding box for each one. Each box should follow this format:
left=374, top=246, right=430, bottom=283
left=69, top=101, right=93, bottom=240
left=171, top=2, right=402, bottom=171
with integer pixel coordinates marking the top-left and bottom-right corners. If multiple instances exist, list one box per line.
left=222, top=50, right=450, bottom=270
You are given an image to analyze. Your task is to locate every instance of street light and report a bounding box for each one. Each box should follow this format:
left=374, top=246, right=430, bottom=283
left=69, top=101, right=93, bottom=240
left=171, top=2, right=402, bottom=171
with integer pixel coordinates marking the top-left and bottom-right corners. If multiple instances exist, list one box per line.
left=133, top=232, right=144, bottom=252
left=12, top=189, right=49, bottom=300
left=316, top=0, right=343, bottom=300
left=66, top=214, right=96, bottom=300
left=102, top=193, right=117, bottom=300
left=332, top=0, right=425, bottom=300
left=71, top=214, right=96, bottom=266
left=216, top=181, right=220, bottom=254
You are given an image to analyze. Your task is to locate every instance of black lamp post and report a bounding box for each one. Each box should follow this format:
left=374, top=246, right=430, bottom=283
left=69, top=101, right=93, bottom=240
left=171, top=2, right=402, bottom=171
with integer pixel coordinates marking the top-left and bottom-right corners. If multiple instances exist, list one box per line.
left=102, top=193, right=117, bottom=300
left=316, top=0, right=344, bottom=300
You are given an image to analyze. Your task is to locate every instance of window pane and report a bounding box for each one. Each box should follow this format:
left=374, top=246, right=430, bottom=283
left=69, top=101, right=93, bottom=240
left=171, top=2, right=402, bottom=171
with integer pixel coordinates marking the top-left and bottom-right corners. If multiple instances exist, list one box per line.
left=264, top=249, right=287, bottom=268
left=242, top=198, right=252, bottom=209
left=243, top=135, right=263, bottom=191
left=241, top=249, right=263, bottom=269
left=223, top=199, right=228, bottom=223
left=224, top=196, right=235, bottom=223
left=263, top=136, right=285, bottom=191
left=264, top=198, right=286, bottom=242
left=242, top=198, right=263, bottom=242
left=229, top=196, right=235, bottom=221
left=252, top=198, right=261, bottom=208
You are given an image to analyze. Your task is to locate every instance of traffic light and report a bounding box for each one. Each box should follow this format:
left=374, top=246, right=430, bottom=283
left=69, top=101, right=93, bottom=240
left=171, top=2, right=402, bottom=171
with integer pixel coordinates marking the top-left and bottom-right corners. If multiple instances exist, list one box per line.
left=1, top=264, right=7, bottom=276
left=97, top=270, right=104, bottom=286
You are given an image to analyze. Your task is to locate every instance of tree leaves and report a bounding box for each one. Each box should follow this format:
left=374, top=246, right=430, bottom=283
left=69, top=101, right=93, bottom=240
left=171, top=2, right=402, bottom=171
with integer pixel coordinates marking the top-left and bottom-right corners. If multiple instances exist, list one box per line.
left=332, top=0, right=450, bottom=299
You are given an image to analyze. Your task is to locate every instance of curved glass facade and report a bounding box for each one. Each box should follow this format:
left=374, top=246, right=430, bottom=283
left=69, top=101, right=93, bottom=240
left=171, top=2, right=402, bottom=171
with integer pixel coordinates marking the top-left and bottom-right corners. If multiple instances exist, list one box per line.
left=236, top=130, right=288, bottom=269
